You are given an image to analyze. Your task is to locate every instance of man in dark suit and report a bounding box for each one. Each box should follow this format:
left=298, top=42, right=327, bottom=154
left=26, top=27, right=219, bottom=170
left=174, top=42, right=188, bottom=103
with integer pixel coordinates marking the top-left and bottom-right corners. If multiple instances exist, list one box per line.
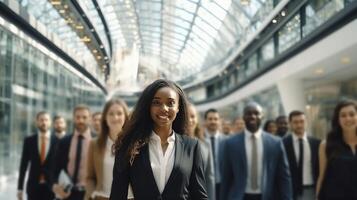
left=204, top=108, right=226, bottom=200
left=220, top=102, right=293, bottom=200
left=283, top=111, right=320, bottom=200
left=52, top=105, right=92, bottom=200
left=17, top=111, right=57, bottom=200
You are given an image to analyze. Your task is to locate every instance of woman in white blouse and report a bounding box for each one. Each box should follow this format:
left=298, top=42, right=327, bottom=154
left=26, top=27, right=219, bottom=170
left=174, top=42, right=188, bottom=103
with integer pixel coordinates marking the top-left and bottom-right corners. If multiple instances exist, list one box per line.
left=110, top=79, right=207, bottom=200
left=85, top=98, right=133, bottom=200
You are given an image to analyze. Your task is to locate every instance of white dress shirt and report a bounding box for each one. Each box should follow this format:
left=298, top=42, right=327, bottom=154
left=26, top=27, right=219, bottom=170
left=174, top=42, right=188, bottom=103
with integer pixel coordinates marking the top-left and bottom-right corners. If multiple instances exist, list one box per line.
left=244, top=129, right=263, bottom=194
left=292, top=133, right=314, bottom=185
left=149, top=131, right=176, bottom=194
left=37, top=131, right=51, bottom=158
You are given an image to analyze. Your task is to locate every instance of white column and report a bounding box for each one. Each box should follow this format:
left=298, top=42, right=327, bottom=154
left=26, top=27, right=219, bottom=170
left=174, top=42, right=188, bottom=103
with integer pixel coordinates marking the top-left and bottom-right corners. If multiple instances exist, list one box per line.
left=277, top=78, right=305, bottom=114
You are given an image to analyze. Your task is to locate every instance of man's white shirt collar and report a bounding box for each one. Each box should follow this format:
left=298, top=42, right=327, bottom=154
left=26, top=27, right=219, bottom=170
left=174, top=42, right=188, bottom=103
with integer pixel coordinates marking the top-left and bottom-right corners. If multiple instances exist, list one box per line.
left=244, top=128, right=262, bottom=140
left=38, top=130, right=50, bottom=138
left=205, top=129, right=220, bottom=138
left=292, top=132, right=308, bottom=142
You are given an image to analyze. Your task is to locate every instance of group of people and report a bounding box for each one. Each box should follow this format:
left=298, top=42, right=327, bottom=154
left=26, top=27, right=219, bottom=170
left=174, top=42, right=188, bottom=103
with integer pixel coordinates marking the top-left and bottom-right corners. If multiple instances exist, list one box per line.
left=17, top=79, right=357, bottom=200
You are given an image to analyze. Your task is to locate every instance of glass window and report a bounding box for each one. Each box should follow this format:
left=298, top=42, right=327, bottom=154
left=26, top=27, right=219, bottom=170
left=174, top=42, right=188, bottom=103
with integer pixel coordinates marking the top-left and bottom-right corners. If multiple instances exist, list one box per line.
left=261, top=38, right=275, bottom=64
left=246, top=53, right=258, bottom=77
left=303, top=0, right=344, bottom=37
left=278, top=13, right=301, bottom=53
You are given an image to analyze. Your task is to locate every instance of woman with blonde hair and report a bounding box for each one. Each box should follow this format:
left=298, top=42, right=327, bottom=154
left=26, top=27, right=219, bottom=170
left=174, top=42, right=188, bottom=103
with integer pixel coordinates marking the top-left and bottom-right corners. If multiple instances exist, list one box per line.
left=187, top=103, right=215, bottom=200
left=85, top=98, right=133, bottom=200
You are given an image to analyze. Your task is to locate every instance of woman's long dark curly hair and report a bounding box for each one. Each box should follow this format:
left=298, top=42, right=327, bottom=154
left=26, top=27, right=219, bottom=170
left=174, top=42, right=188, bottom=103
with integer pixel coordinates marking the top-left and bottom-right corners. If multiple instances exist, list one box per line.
left=326, top=100, right=357, bottom=161
left=113, top=79, right=189, bottom=164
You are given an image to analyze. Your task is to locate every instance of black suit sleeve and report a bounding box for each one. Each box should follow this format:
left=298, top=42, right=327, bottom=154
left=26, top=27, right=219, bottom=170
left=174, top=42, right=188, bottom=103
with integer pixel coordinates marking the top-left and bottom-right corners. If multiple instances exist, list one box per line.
left=188, top=140, right=208, bottom=200
left=110, top=148, right=129, bottom=200
left=277, top=140, right=293, bottom=200
left=52, top=137, right=68, bottom=184
left=18, top=137, right=30, bottom=190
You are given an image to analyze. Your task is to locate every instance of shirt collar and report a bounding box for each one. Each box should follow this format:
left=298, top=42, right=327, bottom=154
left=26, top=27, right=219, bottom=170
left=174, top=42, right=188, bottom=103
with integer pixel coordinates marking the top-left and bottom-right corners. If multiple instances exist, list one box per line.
left=74, top=128, right=91, bottom=139
left=292, top=132, right=308, bottom=142
left=150, top=130, right=176, bottom=143
left=244, top=128, right=262, bottom=140
left=38, top=131, right=50, bottom=138
left=107, top=136, right=114, bottom=147
left=205, top=129, right=220, bottom=138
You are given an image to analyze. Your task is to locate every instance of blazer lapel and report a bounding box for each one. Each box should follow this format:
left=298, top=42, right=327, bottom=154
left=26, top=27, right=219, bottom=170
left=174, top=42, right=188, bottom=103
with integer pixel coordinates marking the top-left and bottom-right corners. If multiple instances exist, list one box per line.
left=287, top=135, right=298, bottom=168
left=142, top=144, right=161, bottom=194
left=239, top=134, right=247, bottom=174
left=163, top=133, right=183, bottom=194
left=262, top=133, right=269, bottom=196
left=238, top=133, right=248, bottom=188
left=44, top=136, right=55, bottom=163
left=34, top=134, right=42, bottom=164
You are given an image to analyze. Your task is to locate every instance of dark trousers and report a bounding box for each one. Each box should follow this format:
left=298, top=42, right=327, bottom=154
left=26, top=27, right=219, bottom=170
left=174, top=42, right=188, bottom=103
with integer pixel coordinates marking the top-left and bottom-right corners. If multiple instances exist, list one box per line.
left=244, top=193, right=262, bottom=200
left=66, top=190, right=85, bottom=200
left=27, top=183, right=54, bottom=200
left=216, top=183, right=220, bottom=200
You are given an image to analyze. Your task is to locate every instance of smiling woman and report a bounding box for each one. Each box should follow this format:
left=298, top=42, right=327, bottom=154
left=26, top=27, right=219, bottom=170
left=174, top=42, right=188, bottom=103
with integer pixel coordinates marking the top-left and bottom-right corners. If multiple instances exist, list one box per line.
left=110, top=79, right=208, bottom=200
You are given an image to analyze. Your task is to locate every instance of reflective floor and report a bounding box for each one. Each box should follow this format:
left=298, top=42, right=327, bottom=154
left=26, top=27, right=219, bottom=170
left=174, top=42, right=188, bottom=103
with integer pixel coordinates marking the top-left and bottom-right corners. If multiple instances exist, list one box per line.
left=0, top=174, right=17, bottom=200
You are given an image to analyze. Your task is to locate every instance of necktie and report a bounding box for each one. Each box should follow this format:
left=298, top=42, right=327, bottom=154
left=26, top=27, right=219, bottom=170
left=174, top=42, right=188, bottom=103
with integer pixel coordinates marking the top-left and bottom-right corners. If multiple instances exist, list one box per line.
left=40, top=135, right=46, bottom=163
left=39, top=135, right=46, bottom=182
left=210, top=136, right=216, bottom=170
left=251, top=135, right=258, bottom=190
left=73, top=135, right=83, bottom=184
left=298, top=138, right=304, bottom=193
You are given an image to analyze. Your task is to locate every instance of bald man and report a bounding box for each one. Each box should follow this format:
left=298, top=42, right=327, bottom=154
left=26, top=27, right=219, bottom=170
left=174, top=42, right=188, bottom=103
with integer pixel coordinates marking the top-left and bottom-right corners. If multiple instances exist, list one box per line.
left=220, top=102, right=293, bottom=200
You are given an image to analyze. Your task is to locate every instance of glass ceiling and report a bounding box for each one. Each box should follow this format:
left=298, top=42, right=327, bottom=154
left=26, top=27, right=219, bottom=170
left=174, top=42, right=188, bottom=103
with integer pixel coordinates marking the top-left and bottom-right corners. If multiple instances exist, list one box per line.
left=16, top=0, right=278, bottom=90
left=96, top=0, right=276, bottom=82
left=17, top=0, right=105, bottom=82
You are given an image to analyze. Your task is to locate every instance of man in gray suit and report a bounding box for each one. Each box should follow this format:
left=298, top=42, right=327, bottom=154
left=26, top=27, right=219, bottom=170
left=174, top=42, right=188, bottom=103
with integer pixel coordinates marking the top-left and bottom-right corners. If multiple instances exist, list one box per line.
left=220, top=102, right=293, bottom=200
left=204, top=108, right=226, bottom=200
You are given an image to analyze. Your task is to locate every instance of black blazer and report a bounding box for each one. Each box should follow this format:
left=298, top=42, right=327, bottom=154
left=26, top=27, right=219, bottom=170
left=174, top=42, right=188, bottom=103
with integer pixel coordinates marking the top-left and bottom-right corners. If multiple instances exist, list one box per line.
left=18, top=134, right=58, bottom=194
left=110, top=133, right=208, bottom=200
left=53, top=134, right=73, bottom=183
left=282, top=134, right=320, bottom=198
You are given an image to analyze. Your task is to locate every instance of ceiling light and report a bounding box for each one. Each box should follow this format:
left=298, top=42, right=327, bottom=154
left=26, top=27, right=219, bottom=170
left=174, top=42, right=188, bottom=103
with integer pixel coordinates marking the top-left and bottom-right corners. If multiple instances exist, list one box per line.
left=240, top=0, right=250, bottom=5
left=341, top=57, right=351, bottom=64
left=50, top=0, right=61, bottom=5
left=59, top=10, right=65, bottom=14
left=272, top=19, right=277, bottom=24
left=97, top=56, right=102, bottom=59
left=76, top=25, right=84, bottom=30
left=80, top=36, right=91, bottom=42
left=314, top=68, right=324, bottom=75
left=281, top=10, right=286, bottom=16
left=93, top=49, right=98, bottom=53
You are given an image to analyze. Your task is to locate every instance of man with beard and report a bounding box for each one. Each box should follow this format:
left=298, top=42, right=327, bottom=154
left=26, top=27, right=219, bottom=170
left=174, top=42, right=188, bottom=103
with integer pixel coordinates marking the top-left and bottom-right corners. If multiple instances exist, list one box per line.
left=220, top=102, right=292, bottom=200
left=282, top=111, right=320, bottom=200
left=276, top=116, right=289, bottom=138
left=53, top=115, right=67, bottom=139
left=17, top=111, right=58, bottom=200
left=52, top=105, right=92, bottom=200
